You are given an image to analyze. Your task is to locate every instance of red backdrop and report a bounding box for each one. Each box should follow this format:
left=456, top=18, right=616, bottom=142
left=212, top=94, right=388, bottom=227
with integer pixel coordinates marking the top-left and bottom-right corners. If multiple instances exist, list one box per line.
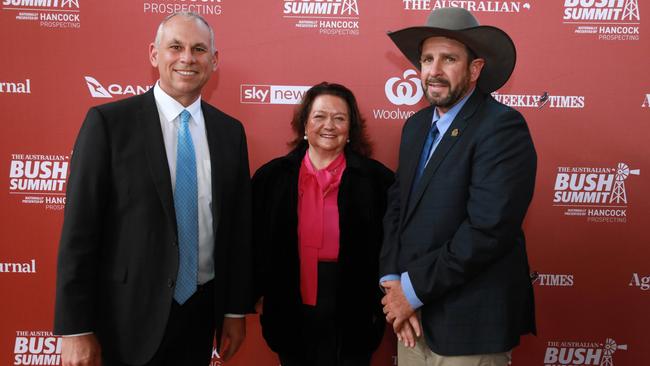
left=1, top=1, right=648, bottom=365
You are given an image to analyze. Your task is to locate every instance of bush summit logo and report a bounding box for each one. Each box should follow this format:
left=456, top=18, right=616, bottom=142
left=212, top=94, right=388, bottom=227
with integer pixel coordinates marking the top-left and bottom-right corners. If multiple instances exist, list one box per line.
left=1, top=0, right=81, bottom=28
left=552, top=162, right=640, bottom=223
left=544, top=338, right=627, bottom=366
left=8, top=153, right=69, bottom=210
left=283, top=0, right=360, bottom=36
left=402, top=0, right=534, bottom=13
left=563, top=0, right=641, bottom=41
left=13, top=331, right=61, bottom=365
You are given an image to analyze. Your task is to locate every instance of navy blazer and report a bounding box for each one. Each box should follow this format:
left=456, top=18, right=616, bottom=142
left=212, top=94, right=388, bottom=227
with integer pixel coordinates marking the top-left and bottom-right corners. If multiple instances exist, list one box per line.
left=54, top=90, right=252, bottom=364
left=380, top=89, right=537, bottom=356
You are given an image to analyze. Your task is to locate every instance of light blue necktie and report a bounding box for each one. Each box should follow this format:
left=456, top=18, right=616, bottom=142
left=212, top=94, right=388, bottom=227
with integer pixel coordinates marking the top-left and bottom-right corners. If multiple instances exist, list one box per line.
left=174, top=110, right=198, bottom=304
left=413, top=121, right=439, bottom=186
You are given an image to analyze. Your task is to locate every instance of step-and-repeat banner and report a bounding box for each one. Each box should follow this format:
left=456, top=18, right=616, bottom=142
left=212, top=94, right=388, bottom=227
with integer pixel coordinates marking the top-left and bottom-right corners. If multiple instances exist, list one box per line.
left=1, top=1, right=648, bottom=365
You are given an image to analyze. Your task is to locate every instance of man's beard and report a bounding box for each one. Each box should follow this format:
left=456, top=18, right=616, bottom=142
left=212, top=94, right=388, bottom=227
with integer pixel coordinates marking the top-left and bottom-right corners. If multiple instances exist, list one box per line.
left=422, top=72, right=471, bottom=108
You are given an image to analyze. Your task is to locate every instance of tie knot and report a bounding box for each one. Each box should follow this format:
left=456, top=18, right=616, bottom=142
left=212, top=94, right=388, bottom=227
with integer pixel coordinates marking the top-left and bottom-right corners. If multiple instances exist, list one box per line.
left=180, top=110, right=191, bottom=125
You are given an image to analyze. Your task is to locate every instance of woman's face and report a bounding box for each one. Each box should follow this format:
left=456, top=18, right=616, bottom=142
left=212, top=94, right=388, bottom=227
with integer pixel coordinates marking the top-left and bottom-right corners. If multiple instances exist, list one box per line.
left=304, top=94, right=350, bottom=157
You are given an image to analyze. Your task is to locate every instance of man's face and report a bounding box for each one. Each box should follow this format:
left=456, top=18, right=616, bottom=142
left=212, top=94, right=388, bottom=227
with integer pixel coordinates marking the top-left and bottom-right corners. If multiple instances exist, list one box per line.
left=419, top=37, right=484, bottom=113
left=149, top=16, right=217, bottom=106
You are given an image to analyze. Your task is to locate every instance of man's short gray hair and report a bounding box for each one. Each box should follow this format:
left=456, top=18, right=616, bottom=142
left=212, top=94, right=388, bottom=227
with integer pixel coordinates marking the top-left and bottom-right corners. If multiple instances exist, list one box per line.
left=153, top=12, right=215, bottom=53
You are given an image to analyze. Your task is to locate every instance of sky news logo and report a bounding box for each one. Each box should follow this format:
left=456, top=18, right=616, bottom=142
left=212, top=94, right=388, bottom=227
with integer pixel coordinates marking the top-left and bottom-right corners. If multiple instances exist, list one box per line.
left=240, top=84, right=310, bottom=105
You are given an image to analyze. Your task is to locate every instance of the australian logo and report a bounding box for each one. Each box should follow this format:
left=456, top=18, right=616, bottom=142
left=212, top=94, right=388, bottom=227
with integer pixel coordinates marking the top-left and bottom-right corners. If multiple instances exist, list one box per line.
left=552, top=162, right=640, bottom=223
left=283, top=0, right=360, bottom=36
left=544, top=338, right=627, bottom=366
left=563, top=0, right=641, bottom=41
left=402, top=0, right=534, bottom=13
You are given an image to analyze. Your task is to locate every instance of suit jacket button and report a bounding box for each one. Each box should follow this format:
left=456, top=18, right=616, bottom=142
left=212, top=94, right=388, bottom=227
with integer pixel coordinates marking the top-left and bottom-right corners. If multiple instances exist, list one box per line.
left=167, top=279, right=174, bottom=288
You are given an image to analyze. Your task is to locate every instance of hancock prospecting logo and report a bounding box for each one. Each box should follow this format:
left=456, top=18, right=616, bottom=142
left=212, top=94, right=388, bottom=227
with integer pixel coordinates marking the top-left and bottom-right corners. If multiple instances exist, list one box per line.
left=1, top=0, right=80, bottom=29
left=563, top=0, right=641, bottom=41
left=402, top=0, right=534, bottom=13
left=240, top=84, right=310, bottom=104
left=553, top=163, right=640, bottom=224
left=8, top=153, right=69, bottom=211
left=85, top=76, right=152, bottom=99
left=492, top=91, right=585, bottom=109
left=372, top=69, right=423, bottom=121
left=13, top=330, right=61, bottom=365
left=283, top=0, right=360, bottom=36
left=544, top=338, right=627, bottom=366
left=143, top=0, right=223, bottom=16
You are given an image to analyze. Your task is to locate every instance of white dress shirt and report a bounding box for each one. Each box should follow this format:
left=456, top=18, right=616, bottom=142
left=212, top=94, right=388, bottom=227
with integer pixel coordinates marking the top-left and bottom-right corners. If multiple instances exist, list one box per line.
left=153, top=82, right=215, bottom=285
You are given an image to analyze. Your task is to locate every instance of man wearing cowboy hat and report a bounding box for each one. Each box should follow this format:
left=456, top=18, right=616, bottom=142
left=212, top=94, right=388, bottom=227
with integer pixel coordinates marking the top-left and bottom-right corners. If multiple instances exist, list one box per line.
left=379, top=7, right=536, bottom=366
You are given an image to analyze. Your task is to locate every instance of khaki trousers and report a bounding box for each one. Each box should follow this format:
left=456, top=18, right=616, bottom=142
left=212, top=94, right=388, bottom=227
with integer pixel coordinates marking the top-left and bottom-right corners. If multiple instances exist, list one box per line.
left=397, top=336, right=512, bottom=366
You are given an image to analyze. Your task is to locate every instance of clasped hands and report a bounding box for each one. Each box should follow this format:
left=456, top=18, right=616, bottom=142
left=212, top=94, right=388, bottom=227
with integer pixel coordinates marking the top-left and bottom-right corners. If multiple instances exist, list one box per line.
left=381, top=280, right=421, bottom=348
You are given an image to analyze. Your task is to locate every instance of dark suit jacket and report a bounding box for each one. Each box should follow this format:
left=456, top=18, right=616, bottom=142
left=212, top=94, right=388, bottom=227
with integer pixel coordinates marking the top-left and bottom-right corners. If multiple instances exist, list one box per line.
left=252, top=143, right=393, bottom=358
left=54, top=89, right=252, bottom=365
left=380, top=89, right=537, bottom=356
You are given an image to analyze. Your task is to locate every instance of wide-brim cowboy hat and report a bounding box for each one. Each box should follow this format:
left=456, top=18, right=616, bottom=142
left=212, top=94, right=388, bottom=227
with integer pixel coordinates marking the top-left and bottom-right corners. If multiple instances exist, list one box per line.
left=388, top=7, right=516, bottom=93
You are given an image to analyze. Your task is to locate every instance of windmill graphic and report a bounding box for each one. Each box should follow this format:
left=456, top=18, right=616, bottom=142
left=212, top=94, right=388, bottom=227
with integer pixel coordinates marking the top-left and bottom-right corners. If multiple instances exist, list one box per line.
left=601, top=338, right=628, bottom=366
left=622, top=0, right=640, bottom=22
left=609, top=162, right=640, bottom=204
left=342, top=0, right=359, bottom=16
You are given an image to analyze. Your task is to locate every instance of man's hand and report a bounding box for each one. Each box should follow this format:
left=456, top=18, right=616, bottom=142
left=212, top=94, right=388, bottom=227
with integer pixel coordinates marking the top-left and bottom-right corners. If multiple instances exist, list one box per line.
left=61, top=334, right=101, bottom=366
left=395, top=313, right=422, bottom=349
left=219, top=317, right=246, bottom=362
left=381, top=280, right=415, bottom=329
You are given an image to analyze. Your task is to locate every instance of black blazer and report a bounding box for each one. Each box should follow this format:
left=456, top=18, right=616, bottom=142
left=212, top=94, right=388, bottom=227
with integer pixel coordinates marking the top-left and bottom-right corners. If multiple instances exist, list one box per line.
left=380, top=90, right=537, bottom=356
left=53, top=90, right=252, bottom=365
left=252, top=143, right=393, bottom=358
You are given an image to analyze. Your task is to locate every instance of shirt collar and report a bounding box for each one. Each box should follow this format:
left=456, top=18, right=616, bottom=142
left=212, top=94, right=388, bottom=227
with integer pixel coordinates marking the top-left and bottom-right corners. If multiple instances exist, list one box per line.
left=153, top=81, right=203, bottom=124
left=432, top=87, right=475, bottom=135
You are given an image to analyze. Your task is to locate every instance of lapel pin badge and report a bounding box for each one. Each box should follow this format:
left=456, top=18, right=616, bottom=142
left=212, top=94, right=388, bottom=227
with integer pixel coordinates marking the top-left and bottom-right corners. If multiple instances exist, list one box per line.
left=451, top=128, right=459, bottom=137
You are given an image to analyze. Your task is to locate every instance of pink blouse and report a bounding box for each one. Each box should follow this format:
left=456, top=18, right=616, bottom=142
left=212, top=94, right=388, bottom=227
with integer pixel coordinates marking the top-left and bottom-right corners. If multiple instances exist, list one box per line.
left=297, top=152, right=346, bottom=306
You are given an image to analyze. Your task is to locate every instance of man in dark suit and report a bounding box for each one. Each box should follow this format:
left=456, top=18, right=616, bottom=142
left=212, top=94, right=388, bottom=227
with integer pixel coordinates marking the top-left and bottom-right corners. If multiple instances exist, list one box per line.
left=379, top=7, right=536, bottom=366
left=54, top=12, right=252, bottom=366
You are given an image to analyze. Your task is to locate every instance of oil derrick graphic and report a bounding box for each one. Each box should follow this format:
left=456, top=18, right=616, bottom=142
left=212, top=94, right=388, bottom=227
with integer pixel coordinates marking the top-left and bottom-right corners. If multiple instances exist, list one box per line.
left=601, top=338, right=628, bottom=366
left=342, top=0, right=359, bottom=15
left=622, top=0, right=640, bottom=21
left=609, top=162, right=640, bottom=204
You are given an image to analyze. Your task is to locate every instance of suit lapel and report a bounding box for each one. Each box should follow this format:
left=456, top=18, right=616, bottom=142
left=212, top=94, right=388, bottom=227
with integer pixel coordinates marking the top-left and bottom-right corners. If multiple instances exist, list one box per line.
left=400, top=107, right=434, bottom=220
left=404, top=91, right=484, bottom=222
left=140, top=90, right=178, bottom=235
left=202, top=102, right=223, bottom=231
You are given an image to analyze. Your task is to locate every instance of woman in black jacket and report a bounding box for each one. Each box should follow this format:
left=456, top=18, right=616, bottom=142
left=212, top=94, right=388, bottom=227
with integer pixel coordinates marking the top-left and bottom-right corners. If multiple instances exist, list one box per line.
left=252, top=82, right=393, bottom=366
